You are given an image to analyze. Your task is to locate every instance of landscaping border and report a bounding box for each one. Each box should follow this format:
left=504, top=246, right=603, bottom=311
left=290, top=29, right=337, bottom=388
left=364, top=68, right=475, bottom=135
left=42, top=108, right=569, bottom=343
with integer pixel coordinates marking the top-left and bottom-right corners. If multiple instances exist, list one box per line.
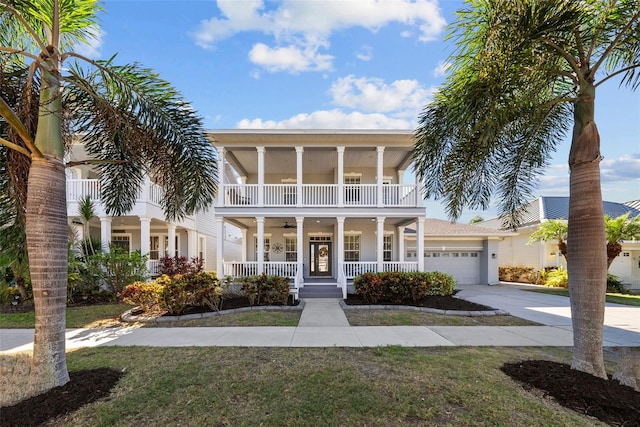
left=339, top=300, right=509, bottom=316
left=121, top=300, right=305, bottom=323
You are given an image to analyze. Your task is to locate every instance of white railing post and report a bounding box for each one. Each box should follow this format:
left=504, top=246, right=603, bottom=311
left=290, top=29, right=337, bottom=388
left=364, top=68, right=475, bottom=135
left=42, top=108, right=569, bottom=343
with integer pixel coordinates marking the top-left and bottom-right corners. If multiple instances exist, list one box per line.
left=376, top=146, right=384, bottom=207
left=296, top=146, right=303, bottom=208
left=337, top=146, right=345, bottom=207
left=257, top=147, right=265, bottom=206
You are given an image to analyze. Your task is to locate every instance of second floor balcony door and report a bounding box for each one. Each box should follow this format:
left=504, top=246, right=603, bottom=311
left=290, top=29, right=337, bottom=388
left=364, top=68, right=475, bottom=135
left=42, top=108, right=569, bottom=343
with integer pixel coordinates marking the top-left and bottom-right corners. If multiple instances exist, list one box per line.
left=310, top=242, right=331, bottom=277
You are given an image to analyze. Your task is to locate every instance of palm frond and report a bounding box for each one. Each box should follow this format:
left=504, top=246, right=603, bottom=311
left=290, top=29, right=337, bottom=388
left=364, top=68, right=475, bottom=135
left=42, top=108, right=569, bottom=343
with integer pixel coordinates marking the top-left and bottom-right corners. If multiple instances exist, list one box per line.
left=63, top=59, right=218, bottom=220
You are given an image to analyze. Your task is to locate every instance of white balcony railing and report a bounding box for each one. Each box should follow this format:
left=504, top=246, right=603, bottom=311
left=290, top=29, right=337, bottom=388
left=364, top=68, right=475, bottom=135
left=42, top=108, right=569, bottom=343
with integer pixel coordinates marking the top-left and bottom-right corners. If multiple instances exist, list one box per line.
left=67, top=179, right=164, bottom=206
left=223, top=261, right=298, bottom=279
left=383, top=262, right=419, bottom=273
left=223, top=183, right=418, bottom=207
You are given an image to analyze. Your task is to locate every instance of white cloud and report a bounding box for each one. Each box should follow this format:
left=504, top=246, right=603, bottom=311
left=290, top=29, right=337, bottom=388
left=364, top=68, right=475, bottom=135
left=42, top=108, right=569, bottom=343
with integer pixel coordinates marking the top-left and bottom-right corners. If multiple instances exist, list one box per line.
left=193, top=0, right=446, bottom=72
left=73, top=27, right=104, bottom=59
left=248, top=42, right=333, bottom=73
left=237, top=109, right=411, bottom=129
left=329, top=75, right=436, bottom=115
left=433, top=60, right=451, bottom=77
left=355, top=45, right=373, bottom=62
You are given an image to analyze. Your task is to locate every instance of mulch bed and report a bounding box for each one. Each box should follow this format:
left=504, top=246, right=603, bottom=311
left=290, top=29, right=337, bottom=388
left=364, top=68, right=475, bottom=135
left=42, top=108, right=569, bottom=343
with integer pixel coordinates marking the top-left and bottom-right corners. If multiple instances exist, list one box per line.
left=344, top=292, right=495, bottom=311
left=501, top=360, right=640, bottom=426
left=3, top=295, right=639, bottom=426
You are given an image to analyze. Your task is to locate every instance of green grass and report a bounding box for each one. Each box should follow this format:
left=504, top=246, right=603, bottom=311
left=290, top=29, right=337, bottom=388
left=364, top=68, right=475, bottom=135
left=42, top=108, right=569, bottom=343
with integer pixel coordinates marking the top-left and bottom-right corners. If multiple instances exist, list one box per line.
left=143, top=310, right=301, bottom=327
left=525, top=287, right=640, bottom=306
left=344, top=309, right=539, bottom=326
left=0, top=303, right=134, bottom=329
left=8, top=346, right=604, bottom=426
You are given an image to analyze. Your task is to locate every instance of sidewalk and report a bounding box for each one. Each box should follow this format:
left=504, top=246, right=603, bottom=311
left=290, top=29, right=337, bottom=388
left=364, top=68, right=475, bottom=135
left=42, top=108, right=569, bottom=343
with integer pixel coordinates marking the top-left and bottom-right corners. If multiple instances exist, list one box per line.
left=1, top=284, right=639, bottom=352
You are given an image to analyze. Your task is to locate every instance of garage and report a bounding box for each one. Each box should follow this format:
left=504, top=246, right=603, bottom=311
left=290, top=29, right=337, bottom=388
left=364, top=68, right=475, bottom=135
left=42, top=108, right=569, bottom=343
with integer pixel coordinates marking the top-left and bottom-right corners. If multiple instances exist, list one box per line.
left=424, top=251, right=481, bottom=285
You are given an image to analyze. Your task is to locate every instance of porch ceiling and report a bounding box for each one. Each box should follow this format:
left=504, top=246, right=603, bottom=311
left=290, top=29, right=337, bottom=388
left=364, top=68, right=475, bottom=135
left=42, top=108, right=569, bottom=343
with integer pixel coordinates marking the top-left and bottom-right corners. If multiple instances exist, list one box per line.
left=209, top=130, right=415, bottom=176
left=225, top=216, right=417, bottom=230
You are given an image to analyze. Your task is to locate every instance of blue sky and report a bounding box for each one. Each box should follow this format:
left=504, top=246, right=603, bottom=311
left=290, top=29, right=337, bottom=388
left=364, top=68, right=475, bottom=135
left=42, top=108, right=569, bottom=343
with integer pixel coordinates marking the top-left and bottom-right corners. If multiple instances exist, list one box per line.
left=84, top=0, right=639, bottom=221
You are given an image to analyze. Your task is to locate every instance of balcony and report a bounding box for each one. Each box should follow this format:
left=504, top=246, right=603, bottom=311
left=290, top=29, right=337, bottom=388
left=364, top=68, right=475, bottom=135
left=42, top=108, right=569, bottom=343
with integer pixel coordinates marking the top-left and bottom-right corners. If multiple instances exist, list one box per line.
left=224, top=183, right=419, bottom=208
left=67, top=179, right=164, bottom=209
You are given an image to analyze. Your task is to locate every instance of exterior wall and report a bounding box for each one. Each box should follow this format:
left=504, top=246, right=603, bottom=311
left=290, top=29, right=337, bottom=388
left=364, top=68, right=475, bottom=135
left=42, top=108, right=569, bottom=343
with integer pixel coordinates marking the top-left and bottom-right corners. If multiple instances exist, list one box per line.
left=480, top=239, right=500, bottom=285
left=609, top=247, right=640, bottom=290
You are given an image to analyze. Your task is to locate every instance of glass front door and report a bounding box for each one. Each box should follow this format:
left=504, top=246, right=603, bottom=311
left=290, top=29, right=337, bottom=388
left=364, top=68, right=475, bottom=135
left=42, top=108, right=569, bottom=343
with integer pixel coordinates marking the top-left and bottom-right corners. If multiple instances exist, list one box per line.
left=310, top=242, right=331, bottom=276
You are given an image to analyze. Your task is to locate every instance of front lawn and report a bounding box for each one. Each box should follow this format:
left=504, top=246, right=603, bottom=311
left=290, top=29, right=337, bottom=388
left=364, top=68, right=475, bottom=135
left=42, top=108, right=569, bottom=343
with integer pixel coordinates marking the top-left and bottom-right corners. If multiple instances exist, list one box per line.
left=0, top=304, right=135, bottom=329
left=1, top=347, right=617, bottom=426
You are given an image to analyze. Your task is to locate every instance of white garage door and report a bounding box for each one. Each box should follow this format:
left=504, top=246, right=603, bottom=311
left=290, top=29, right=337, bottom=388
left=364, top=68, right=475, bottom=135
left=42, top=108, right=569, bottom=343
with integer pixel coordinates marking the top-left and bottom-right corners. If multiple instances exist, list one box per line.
left=424, top=252, right=481, bottom=285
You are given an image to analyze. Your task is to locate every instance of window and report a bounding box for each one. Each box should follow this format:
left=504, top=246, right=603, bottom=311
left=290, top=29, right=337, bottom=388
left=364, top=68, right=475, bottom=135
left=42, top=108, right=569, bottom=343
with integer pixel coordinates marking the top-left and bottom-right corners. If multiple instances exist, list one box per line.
left=470, top=253, right=479, bottom=258
left=149, top=236, right=160, bottom=260
left=285, top=237, right=297, bottom=262
left=282, top=179, right=296, bottom=205
left=111, top=235, right=130, bottom=253
left=255, top=237, right=270, bottom=261
left=383, top=235, right=392, bottom=262
left=344, top=235, right=360, bottom=262
left=345, top=175, right=361, bottom=203
left=164, top=235, right=179, bottom=257
left=623, top=252, right=630, bottom=257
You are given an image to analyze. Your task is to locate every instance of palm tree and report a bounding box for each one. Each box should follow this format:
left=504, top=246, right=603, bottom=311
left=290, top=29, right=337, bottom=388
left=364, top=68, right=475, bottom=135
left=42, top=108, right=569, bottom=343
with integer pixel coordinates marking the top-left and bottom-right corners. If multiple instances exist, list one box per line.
left=413, top=0, right=639, bottom=377
left=0, top=0, right=218, bottom=397
left=528, top=219, right=568, bottom=261
left=605, top=213, right=640, bottom=268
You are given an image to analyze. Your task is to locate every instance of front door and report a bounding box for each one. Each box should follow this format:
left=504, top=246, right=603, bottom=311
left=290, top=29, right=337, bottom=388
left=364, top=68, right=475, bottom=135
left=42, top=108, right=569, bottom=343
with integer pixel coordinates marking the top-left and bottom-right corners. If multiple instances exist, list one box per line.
left=310, top=242, right=331, bottom=276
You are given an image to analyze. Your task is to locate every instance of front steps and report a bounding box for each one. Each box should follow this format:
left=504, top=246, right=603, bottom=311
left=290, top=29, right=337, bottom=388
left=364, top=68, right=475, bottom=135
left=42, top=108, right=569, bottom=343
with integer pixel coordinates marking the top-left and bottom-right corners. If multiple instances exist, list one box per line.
left=298, top=284, right=343, bottom=298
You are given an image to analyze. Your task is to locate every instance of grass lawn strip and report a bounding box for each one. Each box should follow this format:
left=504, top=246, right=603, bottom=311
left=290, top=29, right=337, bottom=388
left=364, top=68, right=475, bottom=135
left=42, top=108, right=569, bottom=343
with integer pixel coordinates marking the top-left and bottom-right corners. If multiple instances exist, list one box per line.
left=3, top=346, right=610, bottom=427
left=525, top=287, right=640, bottom=306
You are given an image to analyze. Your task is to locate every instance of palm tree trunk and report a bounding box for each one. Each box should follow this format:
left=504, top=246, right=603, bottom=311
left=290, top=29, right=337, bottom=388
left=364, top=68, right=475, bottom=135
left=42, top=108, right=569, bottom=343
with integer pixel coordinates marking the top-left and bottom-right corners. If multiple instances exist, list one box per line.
left=25, top=156, right=70, bottom=392
left=24, top=69, right=70, bottom=393
left=567, top=85, right=607, bottom=378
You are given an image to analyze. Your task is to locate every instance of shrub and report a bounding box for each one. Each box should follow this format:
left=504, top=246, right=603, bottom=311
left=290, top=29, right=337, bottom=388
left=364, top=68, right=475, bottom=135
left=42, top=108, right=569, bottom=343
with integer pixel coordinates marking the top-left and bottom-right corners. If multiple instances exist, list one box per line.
left=86, top=247, right=149, bottom=294
left=499, top=266, right=543, bottom=284
left=607, top=274, right=627, bottom=294
left=158, top=255, right=203, bottom=277
left=160, top=272, right=223, bottom=315
left=120, top=280, right=164, bottom=312
left=354, top=271, right=456, bottom=304
left=120, top=272, right=223, bottom=315
left=240, top=273, right=290, bottom=306
left=543, top=266, right=568, bottom=288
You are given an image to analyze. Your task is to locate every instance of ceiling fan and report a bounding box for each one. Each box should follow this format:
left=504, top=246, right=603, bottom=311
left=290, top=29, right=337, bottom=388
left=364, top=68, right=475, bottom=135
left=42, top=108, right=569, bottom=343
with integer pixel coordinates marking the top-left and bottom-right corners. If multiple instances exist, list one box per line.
left=281, top=221, right=297, bottom=229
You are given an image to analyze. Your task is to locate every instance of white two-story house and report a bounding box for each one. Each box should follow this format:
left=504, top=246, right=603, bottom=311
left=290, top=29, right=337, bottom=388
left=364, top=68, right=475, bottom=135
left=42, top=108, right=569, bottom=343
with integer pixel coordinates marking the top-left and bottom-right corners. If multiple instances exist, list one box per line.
left=211, top=129, right=511, bottom=297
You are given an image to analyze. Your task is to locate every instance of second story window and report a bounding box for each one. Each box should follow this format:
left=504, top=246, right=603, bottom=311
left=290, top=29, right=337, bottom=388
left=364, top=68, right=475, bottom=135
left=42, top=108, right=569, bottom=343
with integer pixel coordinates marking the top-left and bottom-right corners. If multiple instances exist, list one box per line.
left=345, top=175, right=361, bottom=203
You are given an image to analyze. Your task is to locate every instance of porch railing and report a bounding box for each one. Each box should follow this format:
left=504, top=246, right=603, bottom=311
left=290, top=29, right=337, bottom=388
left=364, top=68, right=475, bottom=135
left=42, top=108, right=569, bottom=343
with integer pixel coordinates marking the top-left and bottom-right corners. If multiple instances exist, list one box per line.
left=67, top=179, right=164, bottom=206
left=343, top=261, right=419, bottom=278
left=148, top=260, right=161, bottom=276
left=222, top=183, right=419, bottom=207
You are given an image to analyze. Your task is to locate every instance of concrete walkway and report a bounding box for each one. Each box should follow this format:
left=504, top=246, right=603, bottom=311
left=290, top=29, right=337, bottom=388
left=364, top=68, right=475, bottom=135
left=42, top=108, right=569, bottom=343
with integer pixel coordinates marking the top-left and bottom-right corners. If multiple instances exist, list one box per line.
left=1, top=284, right=639, bottom=352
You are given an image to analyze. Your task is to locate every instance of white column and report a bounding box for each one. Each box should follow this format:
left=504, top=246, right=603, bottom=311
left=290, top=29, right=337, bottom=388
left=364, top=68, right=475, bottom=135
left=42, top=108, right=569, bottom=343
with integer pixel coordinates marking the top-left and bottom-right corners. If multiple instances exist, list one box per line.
left=257, top=147, right=265, bottom=206
left=167, top=224, right=176, bottom=257
left=417, top=217, right=425, bottom=271
left=415, top=167, right=423, bottom=207
left=217, top=147, right=225, bottom=207
left=377, top=217, right=385, bottom=272
left=337, top=216, right=345, bottom=274
left=141, top=176, right=151, bottom=203
left=216, top=217, right=225, bottom=276
left=296, top=146, right=303, bottom=207
left=241, top=229, right=247, bottom=262
left=398, top=169, right=405, bottom=184
left=397, top=226, right=405, bottom=263
left=296, top=216, right=304, bottom=284
left=140, top=217, right=151, bottom=257
left=256, top=217, right=265, bottom=273
left=376, top=146, right=385, bottom=207
left=337, top=146, right=345, bottom=207
left=100, top=217, right=112, bottom=252
left=187, top=229, right=197, bottom=259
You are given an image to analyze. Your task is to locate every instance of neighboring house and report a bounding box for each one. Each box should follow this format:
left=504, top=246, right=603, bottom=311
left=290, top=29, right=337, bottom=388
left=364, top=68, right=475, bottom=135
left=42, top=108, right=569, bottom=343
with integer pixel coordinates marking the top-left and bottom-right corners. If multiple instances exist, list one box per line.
left=210, top=129, right=514, bottom=297
left=65, top=141, right=241, bottom=275
left=481, top=196, right=640, bottom=290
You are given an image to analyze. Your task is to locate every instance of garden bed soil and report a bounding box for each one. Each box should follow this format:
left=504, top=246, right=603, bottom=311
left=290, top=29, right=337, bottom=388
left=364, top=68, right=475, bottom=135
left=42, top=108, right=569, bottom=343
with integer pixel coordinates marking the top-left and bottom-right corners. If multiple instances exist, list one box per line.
left=344, top=292, right=495, bottom=311
left=3, top=294, right=640, bottom=426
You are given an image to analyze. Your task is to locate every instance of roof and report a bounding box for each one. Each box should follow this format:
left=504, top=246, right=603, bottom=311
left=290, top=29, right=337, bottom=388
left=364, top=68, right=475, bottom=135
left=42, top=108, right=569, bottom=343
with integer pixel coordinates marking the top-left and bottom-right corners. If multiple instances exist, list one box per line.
left=626, top=200, right=640, bottom=211
left=405, top=219, right=516, bottom=238
left=483, top=196, right=640, bottom=229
